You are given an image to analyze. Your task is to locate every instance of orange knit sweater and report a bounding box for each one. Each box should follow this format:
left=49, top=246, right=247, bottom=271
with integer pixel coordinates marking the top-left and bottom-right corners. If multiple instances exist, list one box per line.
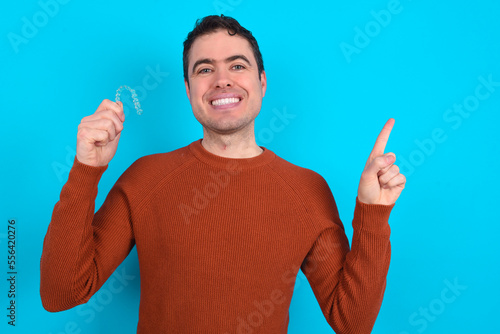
left=40, top=140, right=394, bottom=333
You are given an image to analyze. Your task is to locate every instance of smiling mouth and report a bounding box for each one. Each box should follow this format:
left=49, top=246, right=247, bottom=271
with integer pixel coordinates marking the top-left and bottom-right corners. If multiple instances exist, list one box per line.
left=211, top=97, right=242, bottom=106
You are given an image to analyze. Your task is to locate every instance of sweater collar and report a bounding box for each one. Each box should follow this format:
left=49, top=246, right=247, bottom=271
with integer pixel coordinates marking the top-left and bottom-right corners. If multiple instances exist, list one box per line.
left=188, top=139, right=276, bottom=170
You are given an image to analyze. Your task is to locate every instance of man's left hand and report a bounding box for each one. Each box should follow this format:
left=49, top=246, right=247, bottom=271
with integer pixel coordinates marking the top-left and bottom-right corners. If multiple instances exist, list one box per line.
left=357, top=118, right=406, bottom=205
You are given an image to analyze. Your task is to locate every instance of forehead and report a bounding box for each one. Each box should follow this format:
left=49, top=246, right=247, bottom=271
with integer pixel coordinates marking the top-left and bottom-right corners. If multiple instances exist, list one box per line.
left=189, top=30, right=255, bottom=66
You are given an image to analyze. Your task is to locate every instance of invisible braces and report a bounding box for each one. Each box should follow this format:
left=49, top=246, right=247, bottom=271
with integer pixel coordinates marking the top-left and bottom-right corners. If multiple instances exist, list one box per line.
left=115, top=85, right=143, bottom=115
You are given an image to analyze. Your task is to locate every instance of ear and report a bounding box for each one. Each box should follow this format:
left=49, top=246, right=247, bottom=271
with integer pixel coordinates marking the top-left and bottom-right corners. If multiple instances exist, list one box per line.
left=184, top=79, right=190, bottom=100
left=260, top=70, right=267, bottom=98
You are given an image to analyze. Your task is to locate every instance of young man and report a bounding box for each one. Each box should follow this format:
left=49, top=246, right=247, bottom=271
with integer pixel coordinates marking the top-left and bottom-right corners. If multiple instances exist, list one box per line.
left=41, top=15, right=405, bottom=333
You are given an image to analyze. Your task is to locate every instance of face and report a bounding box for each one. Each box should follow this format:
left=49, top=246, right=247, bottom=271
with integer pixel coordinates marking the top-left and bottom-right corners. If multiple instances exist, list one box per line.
left=185, top=29, right=267, bottom=136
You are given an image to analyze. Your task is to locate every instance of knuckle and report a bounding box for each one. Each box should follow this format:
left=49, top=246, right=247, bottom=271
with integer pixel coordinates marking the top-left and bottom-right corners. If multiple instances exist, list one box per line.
left=98, top=108, right=112, bottom=117
left=95, top=130, right=107, bottom=141
left=104, top=122, right=115, bottom=136
left=102, top=118, right=113, bottom=128
left=81, top=115, right=91, bottom=123
left=100, top=132, right=110, bottom=141
left=103, top=98, right=114, bottom=107
left=77, top=127, right=88, bottom=137
left=106, top=108, right=120, bottom=121
left=374, top=156, right=385, bottom=166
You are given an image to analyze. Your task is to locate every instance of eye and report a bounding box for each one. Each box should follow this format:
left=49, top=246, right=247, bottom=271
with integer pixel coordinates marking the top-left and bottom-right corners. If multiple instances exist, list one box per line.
left=198, top=68, right=212, bottom=74
left=232, top=64, right=245, bottom=70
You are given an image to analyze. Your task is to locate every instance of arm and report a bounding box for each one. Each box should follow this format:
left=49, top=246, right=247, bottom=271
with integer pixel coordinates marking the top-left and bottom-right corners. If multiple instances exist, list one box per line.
left=40, top=158, right=135, bottom=311
left=301, top=198, right=393, bottom=333
left=40, top=100, right=134, bottom=312
left=302, top=119, right=405, bottom=333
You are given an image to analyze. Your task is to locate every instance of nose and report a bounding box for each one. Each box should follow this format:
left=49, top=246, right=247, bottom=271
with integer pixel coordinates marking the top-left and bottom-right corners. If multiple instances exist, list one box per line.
left=213, top=68, right=233, bottom=88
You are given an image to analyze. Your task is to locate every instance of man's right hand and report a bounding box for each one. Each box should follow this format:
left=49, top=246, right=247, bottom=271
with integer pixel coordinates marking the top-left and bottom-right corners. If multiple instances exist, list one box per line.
left=76, top=99, right=125, bottom=167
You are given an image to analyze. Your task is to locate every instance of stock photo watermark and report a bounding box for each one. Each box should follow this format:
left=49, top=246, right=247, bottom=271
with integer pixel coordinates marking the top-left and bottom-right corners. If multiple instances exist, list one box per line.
left=120, top=64, right=170, bottom=117
left=340, top=0, right=407, bottom=63
left=226, top=289, right=287, bottom=334
left=257, top=107, right=296, bottom=145
left=76, top=266, right=136, bottom=323
left=399, top=277, right=467, bottom=334
left=8, top=0, right=72, bottom=54
left=213, top=0, right=243, bottom=14
left=47, top=266, right=136, bottom=334
left=178, top=106, right=295, bottom=225
left=6, top=219, right=17, bottom=327
left=51, top=63, right=168, bottom=183
left=178, top=160, right=241, bottom=225
left=398, top=74, right=499, bottom=176
left=224, top=233, right=343, bottom=333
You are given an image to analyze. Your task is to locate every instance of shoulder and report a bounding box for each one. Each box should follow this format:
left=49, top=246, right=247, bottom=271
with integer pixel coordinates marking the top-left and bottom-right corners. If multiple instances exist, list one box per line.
left=115, top=144, right=196, bottom=189
left=267, top=155, right=330, bottom=192
left=266, top=153, right=341, bottom=228
left=132, top=145, right=194, bottom=171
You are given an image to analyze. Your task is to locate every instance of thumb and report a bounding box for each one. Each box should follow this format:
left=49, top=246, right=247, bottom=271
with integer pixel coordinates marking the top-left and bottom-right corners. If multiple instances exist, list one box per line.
left=365, top=153, right=396, bottom=176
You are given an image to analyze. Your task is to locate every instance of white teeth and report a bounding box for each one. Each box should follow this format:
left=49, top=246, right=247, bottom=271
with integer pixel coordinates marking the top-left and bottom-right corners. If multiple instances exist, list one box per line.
left=211, top=97, right=240, bottom=106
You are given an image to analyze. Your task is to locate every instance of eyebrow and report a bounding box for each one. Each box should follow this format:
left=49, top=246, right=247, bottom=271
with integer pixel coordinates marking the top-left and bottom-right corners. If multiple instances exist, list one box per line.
left=191, top=55, right=252, bottom=74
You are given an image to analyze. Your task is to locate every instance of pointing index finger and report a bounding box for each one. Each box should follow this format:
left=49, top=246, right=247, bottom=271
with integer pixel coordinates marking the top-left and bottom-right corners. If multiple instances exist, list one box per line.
left=369, top=118, right=395, bottom=159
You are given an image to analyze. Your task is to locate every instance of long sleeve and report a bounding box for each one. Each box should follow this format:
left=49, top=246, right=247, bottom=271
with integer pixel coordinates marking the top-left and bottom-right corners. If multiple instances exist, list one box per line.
left=301, top=197, right=393, bottom=334
left=40, top=140, right=396, bottom=332
left=40, top=158, right=135, bottom=312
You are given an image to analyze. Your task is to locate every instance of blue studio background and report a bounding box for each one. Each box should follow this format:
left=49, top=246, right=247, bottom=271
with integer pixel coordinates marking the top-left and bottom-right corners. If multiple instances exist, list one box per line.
left=1, top=0, right=499, bottom=333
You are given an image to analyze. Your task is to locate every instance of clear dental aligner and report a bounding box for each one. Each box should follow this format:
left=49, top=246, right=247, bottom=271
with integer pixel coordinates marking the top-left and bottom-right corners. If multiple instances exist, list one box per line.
left=115, top=85, right=143, bottom=115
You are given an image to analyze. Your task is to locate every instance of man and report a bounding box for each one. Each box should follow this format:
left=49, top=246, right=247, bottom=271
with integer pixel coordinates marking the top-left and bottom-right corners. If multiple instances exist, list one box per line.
left=41, top=15, right=405, bottom=333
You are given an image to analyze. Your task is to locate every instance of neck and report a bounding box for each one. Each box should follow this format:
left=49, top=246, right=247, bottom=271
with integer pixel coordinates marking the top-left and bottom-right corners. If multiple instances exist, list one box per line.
left=201, top=128, right=263, bottom=159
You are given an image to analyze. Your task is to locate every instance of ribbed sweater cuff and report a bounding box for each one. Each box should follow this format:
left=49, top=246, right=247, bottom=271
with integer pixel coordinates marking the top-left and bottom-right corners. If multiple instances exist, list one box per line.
left=66, top=157, right=108, bottom=197
left=353, top=197, right=394, bottom=236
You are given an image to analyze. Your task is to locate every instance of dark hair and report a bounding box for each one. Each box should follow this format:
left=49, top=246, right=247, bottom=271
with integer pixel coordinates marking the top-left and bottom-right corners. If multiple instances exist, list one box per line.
left=183, top=15, right=264, bottom=86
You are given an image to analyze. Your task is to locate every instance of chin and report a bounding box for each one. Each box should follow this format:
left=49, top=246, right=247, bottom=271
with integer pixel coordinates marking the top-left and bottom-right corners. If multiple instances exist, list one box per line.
left=203, top=117, right=255, bottom=135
